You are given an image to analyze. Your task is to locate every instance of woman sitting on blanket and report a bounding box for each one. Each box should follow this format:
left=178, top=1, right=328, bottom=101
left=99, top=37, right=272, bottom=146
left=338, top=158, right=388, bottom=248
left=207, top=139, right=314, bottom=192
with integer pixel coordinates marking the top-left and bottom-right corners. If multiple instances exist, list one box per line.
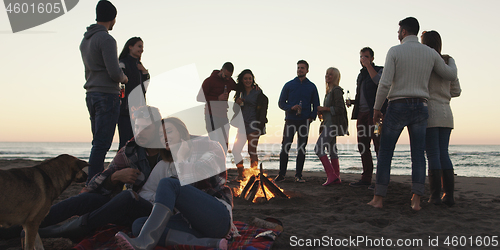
left=115, top=117, right=235, bottom=250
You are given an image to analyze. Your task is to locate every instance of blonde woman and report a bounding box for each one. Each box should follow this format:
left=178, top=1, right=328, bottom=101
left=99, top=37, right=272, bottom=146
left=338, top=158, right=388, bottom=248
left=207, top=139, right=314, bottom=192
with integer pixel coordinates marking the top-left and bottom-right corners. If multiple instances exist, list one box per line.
left=315, top=67, right=348, bottom=185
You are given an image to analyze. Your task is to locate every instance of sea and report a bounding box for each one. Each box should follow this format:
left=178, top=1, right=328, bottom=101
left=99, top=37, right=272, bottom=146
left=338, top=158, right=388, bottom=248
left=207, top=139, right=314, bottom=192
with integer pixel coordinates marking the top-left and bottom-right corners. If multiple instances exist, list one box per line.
left=0, top=142, right=499, bottom=178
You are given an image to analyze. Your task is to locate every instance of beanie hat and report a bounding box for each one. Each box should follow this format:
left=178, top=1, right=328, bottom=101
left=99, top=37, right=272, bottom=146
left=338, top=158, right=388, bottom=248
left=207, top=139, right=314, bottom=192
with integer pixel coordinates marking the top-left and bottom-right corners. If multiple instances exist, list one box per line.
left=96, top=0, right=117, bottom=22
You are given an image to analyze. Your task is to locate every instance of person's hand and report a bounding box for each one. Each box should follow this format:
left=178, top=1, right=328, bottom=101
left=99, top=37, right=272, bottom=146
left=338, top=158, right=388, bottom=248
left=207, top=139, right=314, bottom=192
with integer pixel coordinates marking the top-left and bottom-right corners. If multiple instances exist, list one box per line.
left=137, top=63, right=148, bottom=74
left=235, top=97, right=244, bottom=105
left=318, top=112, right=323, bottom=121
left=345, top=99, right=351, bottom=107
left=360, top=56, right=371, bottom=68
left=373, top=109, right=383, bottom=125
left=111, top=168, right=141, bottom=184
left=173, top=140, right=190, bottom=162
left=317, top=106, right=329, bottom=112
left=122, top=75, right=129, bottom=84
left=291, top=104, right=300, bottom=111
left=218, top=92, right=229, bottom=101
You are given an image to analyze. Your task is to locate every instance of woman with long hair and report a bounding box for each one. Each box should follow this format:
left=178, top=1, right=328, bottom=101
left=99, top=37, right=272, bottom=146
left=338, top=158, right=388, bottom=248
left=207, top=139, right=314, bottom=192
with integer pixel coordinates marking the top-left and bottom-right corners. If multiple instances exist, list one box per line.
left=116, top=117, right=233, bottom=250
left=118, top=37, right=150, bottom=149
left=232, top=69, right=268, bottom=181
left=315, top=67, right=348, bottom=185
left=421, top=30, right=461, bottom=206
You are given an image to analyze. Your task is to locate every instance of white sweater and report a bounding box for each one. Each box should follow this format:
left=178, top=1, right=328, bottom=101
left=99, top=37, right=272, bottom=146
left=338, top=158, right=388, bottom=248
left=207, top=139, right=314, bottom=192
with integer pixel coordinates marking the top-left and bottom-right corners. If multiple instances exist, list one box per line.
left=374, top=35, right=457, bottom=110
left=427, top=71, right=461, bottom=128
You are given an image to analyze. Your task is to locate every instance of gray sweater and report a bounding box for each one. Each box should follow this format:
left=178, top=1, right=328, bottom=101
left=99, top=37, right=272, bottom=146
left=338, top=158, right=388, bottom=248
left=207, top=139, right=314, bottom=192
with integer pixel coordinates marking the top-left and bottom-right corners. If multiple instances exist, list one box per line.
left=374, top=35, right=457, bottom=110
left=80, top=24, right=126, bottom=94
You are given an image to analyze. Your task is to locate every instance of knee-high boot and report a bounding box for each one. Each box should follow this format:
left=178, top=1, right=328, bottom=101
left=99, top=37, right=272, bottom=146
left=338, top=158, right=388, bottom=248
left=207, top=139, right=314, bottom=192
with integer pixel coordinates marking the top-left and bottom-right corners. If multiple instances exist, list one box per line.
left=331, top=158, right=342, bottom=183
left=319, top=155, right=340, bottom=186
left=428, top=170, right=442, bottom=205
left=164, top=229, right=227, bottom=250
left=115, top=203, right=172, bottom=250
left=441, top=169, right=455, bottom=206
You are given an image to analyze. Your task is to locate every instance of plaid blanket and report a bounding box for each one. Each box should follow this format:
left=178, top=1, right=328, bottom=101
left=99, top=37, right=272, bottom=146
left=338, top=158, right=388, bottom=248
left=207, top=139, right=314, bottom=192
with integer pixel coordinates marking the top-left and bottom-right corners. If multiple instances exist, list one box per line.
left=73, top=221, right=281, bottom=250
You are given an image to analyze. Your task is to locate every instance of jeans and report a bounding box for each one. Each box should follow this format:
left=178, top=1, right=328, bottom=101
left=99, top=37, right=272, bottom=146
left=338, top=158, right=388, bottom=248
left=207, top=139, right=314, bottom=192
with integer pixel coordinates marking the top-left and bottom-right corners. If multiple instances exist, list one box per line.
left=132, top=178, right=231, bottom=245
left=279, top=119, right=310, bottom=178
left=356, top=111, right=381, bottom=183
left=426, top=127, right=453, bottom=170
left=118, top=114, right=134, bottom=150
left=375, top=100, right=428, bottom=196
left=314, top=126, right=338, bottom=159
left=86, top=92, right=120, bottom=183
left=42, top=191, right=153, bottom=229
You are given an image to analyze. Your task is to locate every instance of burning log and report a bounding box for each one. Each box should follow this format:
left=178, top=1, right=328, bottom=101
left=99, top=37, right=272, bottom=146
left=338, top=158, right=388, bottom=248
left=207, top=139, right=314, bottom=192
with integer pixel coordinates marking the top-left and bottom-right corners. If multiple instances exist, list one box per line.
left=261, top=175, right=288, bottom=198
left=245, top=180, right=261, bottom=201
left=239, top=175, right=256, bottom=198
left=259, top=163, right=268, bottom=201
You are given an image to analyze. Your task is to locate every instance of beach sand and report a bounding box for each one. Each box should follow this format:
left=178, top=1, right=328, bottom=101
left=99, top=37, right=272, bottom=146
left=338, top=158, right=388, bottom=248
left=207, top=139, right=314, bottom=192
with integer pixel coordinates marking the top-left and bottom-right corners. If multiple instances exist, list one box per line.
left=1, top=159, right=500, bottom=249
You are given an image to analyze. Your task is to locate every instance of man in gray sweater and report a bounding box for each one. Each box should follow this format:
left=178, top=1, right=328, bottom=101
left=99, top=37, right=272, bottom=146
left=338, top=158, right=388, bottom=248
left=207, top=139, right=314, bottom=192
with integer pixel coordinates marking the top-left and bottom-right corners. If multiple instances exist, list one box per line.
left=80, top=0, right=128, bottom=184
left=368, top=17, right=457, bottom=210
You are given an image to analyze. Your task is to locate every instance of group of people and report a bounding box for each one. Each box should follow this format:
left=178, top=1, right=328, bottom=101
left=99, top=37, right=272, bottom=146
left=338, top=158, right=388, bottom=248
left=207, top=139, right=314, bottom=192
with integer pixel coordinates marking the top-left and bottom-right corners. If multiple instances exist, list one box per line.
left=0, top=1, right=461, bottom=249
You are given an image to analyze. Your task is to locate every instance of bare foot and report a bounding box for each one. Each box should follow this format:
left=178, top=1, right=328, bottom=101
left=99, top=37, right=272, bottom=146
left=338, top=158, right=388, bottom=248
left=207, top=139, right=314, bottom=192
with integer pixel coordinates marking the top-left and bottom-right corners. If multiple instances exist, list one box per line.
left=411, top=194, right=421, bottom=211
left=368, top=195, right=383, bottom=208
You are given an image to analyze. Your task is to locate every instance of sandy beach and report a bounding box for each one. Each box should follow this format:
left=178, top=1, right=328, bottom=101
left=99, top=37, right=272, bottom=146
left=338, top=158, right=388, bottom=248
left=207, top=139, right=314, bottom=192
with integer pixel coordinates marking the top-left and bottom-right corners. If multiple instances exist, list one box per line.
left=1, top=159, right=500, bottom=249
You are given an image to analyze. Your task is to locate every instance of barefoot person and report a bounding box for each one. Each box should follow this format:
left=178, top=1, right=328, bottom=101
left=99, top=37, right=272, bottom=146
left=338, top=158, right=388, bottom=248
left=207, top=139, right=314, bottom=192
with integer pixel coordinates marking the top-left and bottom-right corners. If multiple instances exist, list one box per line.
left=421, top=30, right=461, bottom=206
left=368, top=17, right=457, bottom=210
left=232, top=69, right=269, bottom=181
left=116, top=117, right=234, bottom=250
left=315, top=67, right=348, bottom=185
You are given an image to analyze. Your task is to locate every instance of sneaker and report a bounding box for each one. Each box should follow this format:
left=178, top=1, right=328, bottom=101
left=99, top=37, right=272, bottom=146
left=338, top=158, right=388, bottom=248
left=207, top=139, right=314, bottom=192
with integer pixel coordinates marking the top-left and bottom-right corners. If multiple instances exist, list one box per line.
left=368, top=184, right=375, bottom=190
left=294, top=177, right=306, bottom=183
left=349, top=180, right=371, bottom=188
left=274, top=175, right=285, bottom=182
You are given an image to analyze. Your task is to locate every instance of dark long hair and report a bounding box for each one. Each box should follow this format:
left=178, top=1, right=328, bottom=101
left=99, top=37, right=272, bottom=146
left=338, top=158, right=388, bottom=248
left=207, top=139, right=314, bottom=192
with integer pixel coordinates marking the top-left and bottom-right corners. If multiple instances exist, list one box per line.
left=119, top=37, right=142, bottom=60
left=421, top=30, right=448, bottom=63
left=233, top=69, right=256, bottom=101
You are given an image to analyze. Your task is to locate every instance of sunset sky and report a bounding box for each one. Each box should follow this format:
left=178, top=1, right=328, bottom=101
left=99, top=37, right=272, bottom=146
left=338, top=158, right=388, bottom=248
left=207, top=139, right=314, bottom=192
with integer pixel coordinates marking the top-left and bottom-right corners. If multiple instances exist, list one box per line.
left=1, top=0, right=499, bottom=145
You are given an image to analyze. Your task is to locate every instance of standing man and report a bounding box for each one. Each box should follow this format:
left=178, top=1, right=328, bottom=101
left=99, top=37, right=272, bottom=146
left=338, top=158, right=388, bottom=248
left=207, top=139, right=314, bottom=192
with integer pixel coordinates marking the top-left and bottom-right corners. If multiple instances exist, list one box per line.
left=348, top=47, right=384, bottom=189
left=275, top=60, right=320, bottom=183
left=81, top=0, right=128, bottom=183
left=197, top=62, right=237, bottom=152
left=368, top=17, right=457, bottom=210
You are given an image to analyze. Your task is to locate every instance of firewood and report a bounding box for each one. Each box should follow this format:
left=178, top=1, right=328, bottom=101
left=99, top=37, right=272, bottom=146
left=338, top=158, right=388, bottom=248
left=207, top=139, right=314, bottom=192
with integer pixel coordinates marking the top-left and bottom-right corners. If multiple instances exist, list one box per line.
left=245, top=180, right=261, bottom=201
left=239, top=175, right=256, bottom=198
left=261, top=175, right=288, bottom=198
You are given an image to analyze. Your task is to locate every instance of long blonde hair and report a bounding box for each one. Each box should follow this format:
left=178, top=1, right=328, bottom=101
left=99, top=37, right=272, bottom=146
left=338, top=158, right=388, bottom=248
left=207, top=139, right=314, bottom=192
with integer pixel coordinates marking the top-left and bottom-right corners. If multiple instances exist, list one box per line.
left=325, top=67, right=341, bottom=93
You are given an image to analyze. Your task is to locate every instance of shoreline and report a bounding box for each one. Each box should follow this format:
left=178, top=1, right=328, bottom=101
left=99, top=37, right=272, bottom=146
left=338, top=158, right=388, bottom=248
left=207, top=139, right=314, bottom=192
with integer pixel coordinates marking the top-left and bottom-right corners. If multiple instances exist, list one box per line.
left=1, top=159, right=500, bottom=250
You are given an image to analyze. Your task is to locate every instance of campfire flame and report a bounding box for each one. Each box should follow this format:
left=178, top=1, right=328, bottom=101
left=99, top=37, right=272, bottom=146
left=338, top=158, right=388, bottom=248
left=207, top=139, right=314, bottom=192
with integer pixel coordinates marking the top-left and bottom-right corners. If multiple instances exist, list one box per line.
left=234, top=164, right=288, bottom=203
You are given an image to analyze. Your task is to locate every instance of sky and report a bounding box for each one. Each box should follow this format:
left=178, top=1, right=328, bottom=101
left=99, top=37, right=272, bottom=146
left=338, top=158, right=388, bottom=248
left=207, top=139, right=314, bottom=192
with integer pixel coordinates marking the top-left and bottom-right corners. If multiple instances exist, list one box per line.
left=1, top=0, right=499, bottom=145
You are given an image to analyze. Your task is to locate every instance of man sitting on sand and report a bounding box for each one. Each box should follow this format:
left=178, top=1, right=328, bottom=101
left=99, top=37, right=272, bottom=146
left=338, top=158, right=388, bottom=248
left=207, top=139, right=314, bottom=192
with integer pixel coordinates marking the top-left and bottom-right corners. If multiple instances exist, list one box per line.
left=28, top=106, right=166, bottom=241
left=368, top=17, right=457, bottom=210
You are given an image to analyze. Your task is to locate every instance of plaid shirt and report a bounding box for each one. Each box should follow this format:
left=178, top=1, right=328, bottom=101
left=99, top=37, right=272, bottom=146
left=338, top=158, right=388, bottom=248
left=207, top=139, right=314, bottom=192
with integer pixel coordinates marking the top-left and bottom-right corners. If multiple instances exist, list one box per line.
left=86, top=139, right=161, bottom=197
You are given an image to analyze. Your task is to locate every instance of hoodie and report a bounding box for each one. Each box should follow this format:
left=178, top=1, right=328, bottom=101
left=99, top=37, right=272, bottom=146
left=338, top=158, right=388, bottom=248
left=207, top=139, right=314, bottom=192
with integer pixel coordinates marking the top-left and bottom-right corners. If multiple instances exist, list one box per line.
left=80, top=24, right=126, bottom=94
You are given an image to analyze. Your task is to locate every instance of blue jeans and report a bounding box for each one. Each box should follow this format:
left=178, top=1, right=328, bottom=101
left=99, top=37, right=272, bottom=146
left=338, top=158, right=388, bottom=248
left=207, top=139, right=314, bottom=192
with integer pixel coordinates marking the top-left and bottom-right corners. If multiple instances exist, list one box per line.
left=426, top=127, right=453, bottom=170
left=132, top=178, right=231, bottom=245
left=42, top=191, right=153, bottom=229
left=279, top=119, right=310, bottom=178
left=375, top=100, right=428, bottom=196
left=86, top=92, right=120, bottom=183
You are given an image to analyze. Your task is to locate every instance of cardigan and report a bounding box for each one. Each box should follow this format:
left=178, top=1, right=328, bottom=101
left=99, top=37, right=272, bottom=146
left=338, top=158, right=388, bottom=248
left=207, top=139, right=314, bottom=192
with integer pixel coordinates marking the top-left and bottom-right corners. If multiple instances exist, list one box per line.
left=427, top=69, right=461, bottom=128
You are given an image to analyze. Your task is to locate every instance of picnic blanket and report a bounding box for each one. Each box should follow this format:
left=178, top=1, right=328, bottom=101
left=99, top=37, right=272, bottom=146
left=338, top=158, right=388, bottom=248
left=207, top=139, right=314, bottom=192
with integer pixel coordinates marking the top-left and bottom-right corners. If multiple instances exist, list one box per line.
left=73, top=221, right=281, bottom=250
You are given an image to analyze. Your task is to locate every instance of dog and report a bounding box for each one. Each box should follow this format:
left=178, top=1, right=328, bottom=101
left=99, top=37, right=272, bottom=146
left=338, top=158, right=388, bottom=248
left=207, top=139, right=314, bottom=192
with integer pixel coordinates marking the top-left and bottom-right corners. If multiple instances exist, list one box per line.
left=0, top=154, right=88, bottom=250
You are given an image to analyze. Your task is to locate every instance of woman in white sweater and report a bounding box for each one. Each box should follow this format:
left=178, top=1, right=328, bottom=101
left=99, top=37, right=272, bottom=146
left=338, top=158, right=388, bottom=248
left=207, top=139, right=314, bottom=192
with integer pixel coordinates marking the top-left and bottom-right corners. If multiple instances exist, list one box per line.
left=421, top=30, right=461, bottom=206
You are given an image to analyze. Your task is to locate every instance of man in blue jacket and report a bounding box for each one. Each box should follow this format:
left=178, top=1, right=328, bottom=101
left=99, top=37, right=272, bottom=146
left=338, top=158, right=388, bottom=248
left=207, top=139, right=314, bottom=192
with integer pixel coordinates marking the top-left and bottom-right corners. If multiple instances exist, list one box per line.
left=276, top=60, right=320, bottom=183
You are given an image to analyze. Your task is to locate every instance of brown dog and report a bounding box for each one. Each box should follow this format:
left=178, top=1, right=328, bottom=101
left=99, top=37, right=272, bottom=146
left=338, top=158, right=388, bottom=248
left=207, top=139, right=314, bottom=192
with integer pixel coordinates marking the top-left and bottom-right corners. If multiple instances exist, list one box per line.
left=0, top=154, right=88, bottom=250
